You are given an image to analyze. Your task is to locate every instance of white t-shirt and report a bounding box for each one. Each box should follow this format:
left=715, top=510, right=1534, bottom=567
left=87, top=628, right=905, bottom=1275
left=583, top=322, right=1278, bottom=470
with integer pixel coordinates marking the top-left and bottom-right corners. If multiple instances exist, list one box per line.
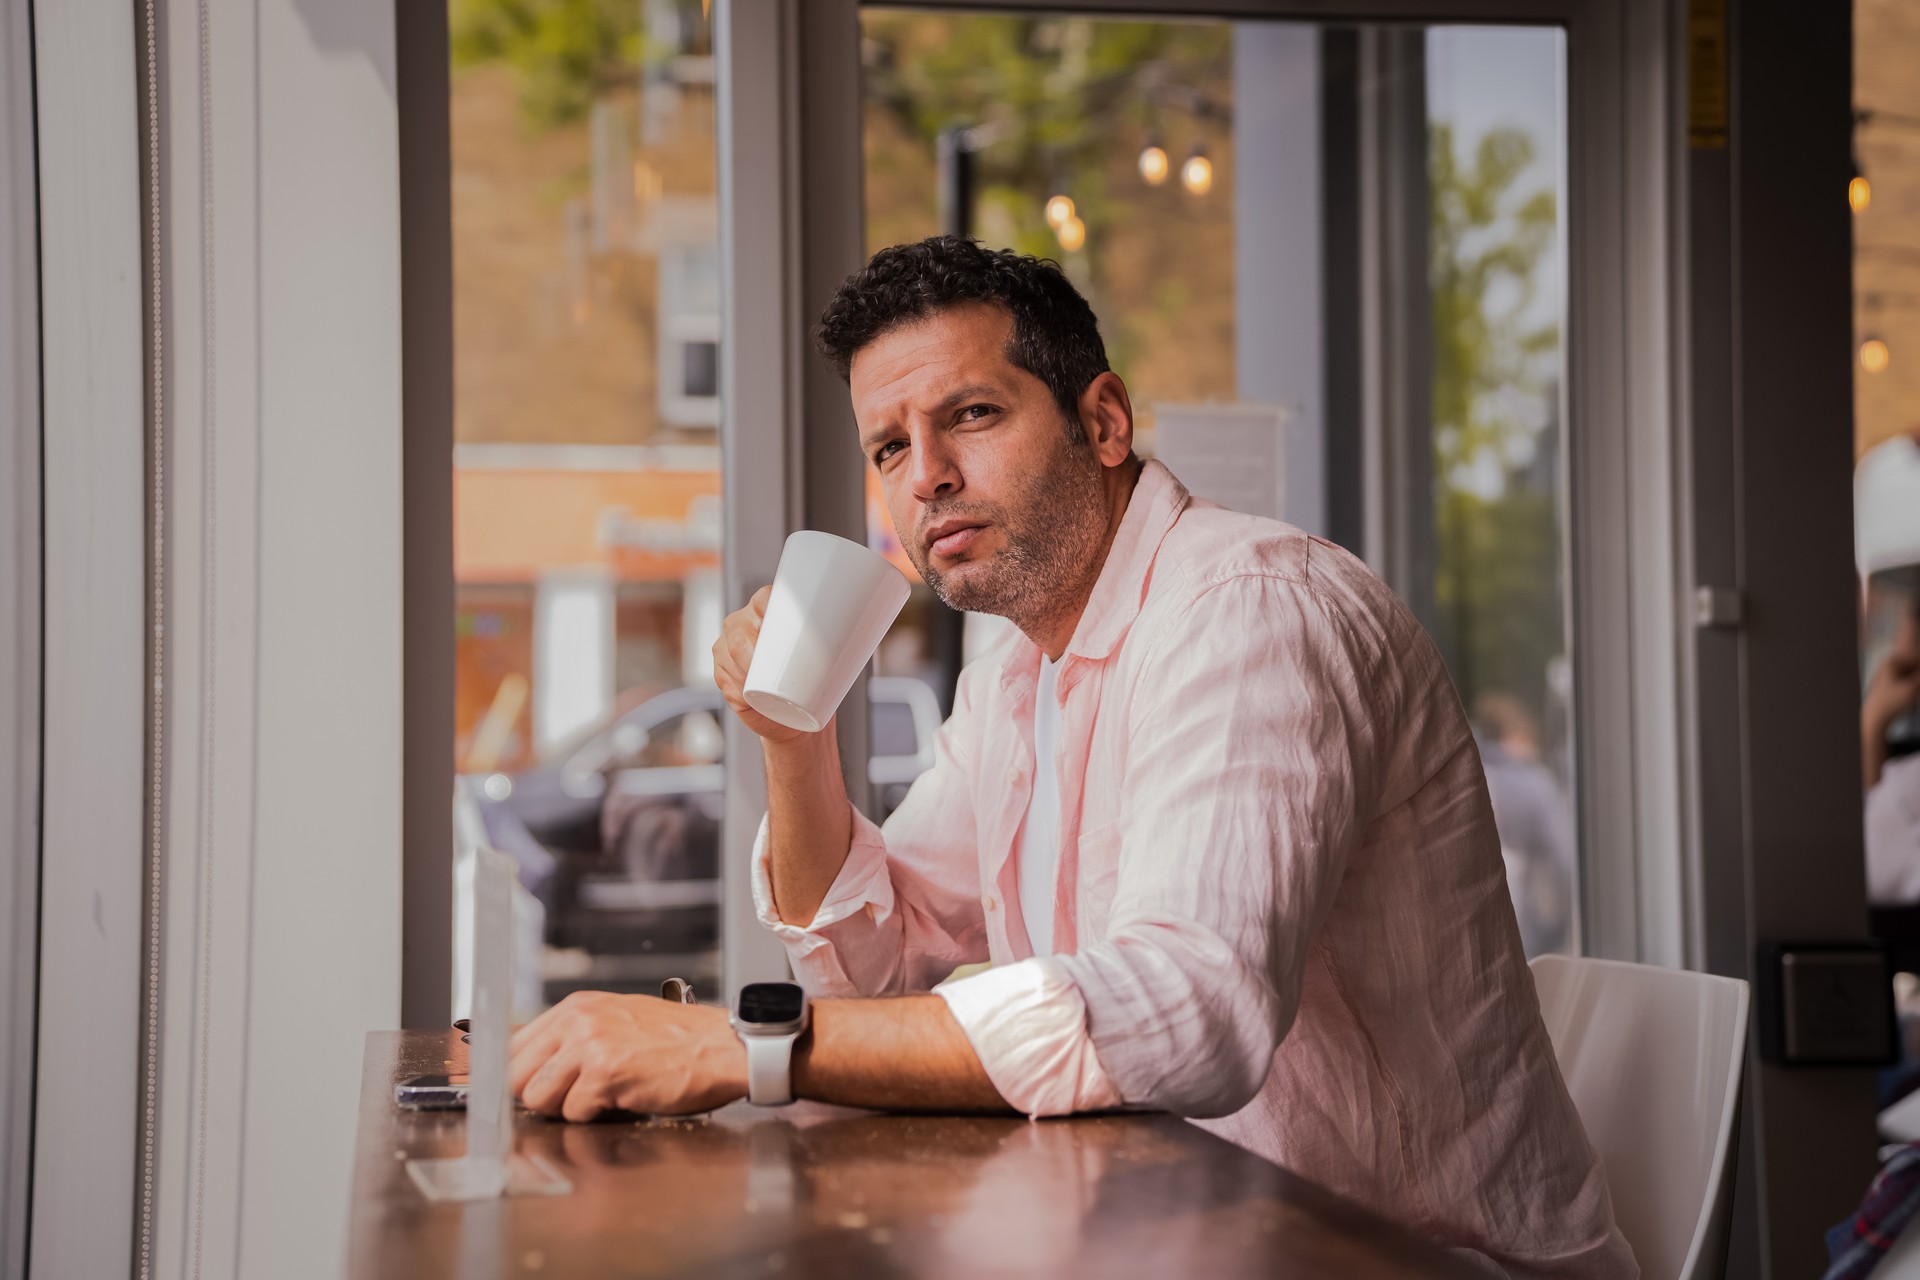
left=1017, top=654, right=1063, bottom=956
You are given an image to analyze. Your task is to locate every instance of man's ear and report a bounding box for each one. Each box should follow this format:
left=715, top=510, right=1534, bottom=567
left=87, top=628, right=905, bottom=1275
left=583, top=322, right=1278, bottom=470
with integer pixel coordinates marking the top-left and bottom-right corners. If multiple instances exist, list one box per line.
left=1079, top=372, right=1135, bottom=467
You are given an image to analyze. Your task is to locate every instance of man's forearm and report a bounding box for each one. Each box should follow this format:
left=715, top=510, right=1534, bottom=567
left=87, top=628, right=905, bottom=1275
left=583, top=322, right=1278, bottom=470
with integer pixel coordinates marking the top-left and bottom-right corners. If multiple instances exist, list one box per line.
left=793, top=996, right=1011, bottom=1113
left=764, top=725, right=855, bottom=925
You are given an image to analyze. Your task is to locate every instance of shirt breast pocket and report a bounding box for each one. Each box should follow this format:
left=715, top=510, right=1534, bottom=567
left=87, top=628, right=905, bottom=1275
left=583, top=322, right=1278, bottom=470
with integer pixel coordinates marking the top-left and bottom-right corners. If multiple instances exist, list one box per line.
left=1075, top=818, right=1125, bottom=943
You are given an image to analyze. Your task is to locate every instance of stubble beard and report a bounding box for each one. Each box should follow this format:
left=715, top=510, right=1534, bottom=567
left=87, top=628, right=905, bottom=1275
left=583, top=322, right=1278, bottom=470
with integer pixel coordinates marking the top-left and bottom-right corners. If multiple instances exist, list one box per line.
left=909, top=438, right=1111, bottom=642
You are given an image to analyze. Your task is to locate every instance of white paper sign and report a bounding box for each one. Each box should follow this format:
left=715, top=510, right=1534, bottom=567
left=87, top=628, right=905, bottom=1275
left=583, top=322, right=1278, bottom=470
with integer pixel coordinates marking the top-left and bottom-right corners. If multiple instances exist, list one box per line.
left=1151, top=403, right=1289, bottom=522
left=407, top=843, right=571, bottom=1202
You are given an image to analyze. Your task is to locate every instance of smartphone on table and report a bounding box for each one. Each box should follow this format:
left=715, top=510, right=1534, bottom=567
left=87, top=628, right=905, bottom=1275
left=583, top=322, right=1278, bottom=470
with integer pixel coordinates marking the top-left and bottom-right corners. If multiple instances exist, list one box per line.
left=395, top=1073, right=469, bottom=1111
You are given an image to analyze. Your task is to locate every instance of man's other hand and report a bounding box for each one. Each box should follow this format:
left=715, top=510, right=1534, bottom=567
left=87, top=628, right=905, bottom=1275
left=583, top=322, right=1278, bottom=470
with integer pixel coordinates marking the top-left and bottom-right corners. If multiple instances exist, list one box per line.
left=508, top=991, right=747, bottom=1121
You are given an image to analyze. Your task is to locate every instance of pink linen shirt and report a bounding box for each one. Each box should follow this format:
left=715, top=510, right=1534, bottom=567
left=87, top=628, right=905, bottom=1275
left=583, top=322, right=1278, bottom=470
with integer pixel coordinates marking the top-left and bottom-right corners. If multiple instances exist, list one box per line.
left=753, top=461, right=1636, bottom=1278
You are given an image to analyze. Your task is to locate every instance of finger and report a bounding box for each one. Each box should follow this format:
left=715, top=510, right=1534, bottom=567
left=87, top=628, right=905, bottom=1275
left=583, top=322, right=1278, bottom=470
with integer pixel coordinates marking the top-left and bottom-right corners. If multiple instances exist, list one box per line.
left=509, top=1029, right=564, bottom=1099
left=715, top=608, right=760, bottom=672
left=750, top=585, right=771, bottom=617
left=725, top=624, right=761, bottom=681
left=520, top=1052, right=582, bottom=1119
left=509, top=1004, right=566, bottom=1057
left=724, top=605, right=762, bottom=655
left=561, top=1070, right=611, bottom=1123
left=715, top=627, right=751, bottom=688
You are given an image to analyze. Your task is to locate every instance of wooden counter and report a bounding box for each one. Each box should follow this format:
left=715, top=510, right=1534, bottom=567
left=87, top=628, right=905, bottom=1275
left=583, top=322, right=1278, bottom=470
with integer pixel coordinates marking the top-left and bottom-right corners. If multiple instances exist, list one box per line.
left=347, top=1030, right=1478, bottom=1279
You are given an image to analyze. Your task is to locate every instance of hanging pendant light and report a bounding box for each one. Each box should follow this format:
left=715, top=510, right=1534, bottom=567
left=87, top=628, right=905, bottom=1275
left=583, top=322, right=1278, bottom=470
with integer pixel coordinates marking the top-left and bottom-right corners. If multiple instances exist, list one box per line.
left=1181, top=145, right=1213, bottom=196
left=1862, top=335, right=1892, bottom=374
left=1138, top=139, right=1170, bottom=186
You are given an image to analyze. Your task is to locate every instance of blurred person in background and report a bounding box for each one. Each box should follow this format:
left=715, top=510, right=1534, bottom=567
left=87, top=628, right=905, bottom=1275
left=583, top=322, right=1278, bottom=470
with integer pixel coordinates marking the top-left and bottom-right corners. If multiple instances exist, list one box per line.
left=1473, top=692, right=1577, bottom=956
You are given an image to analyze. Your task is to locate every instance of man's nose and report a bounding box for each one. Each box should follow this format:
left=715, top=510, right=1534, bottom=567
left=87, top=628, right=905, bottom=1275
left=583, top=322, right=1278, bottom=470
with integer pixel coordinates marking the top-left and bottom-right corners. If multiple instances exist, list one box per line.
left=908, top=432, right=962, bottom=502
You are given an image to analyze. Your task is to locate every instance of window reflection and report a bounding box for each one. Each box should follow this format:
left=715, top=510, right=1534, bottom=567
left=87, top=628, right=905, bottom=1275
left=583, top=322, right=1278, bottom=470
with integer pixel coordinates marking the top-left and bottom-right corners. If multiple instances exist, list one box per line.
left=1854, top=4, right=1920, bottom=932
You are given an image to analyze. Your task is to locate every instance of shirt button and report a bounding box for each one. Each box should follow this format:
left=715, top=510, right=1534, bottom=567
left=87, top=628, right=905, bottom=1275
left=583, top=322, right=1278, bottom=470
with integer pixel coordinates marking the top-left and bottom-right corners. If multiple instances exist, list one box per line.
left=982, top=894, right=997, bottom=913
left=1007, top=764, right=1023, bottom=786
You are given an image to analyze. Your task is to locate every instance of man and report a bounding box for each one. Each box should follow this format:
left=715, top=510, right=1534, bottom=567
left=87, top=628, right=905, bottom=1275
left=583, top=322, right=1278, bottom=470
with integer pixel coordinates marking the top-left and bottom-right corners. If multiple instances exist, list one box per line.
left=508, top=237, right=1635, bottom=1277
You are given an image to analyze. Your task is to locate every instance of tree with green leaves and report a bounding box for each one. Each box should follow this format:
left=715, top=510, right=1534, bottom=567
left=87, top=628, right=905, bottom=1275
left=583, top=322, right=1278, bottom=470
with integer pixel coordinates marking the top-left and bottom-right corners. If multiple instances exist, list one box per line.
left=1428, top=121, right=1565, bottom=741
left=860, top=16, right=1230, bottom=379
left=450, top=0, right=701, bottom=128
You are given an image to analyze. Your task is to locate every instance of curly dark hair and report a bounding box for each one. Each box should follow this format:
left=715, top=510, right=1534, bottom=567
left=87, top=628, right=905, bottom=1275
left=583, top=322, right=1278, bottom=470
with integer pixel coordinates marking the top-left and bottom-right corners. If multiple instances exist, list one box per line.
left=814, top=236, right=1111, bottom=435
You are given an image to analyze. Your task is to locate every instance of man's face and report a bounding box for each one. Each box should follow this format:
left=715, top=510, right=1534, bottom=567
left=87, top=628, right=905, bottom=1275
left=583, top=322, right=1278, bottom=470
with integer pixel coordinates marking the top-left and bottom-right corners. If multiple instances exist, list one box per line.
left=850, top=302, right=1109, bottom=626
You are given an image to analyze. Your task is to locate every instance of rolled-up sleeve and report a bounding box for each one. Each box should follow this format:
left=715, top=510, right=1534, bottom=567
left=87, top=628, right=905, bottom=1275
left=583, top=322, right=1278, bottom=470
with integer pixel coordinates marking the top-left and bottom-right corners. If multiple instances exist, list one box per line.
left=751, top=806, right=896, bottom=995
left=935, top=958, right=1122, bottom=1117
left=753, top=666, right=995, bottom=996
left=1047, top=571, right=1390, bottom=1119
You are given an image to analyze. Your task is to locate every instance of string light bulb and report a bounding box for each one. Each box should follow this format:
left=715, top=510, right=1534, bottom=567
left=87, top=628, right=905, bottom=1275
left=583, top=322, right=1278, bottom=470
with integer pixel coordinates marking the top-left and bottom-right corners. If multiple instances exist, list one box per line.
left=1138, top=142, right=1170, bottom=186
left=1862, top=336, right=1892, bottom=374
left=1045, top=194, right=1076, bottom=229
left=1181, top=148, right=1213, bottom=196
left=1851, top=174, right=1872, bottom=214
left=1057, top=215, right=1087, bottom=253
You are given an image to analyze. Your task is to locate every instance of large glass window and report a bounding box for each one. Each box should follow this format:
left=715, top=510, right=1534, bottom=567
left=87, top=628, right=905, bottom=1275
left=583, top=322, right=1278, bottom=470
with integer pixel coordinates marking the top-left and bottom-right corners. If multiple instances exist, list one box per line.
left=449, top=0, right=727, bottom=1003
left=860, top=13, right=1575, bottom=956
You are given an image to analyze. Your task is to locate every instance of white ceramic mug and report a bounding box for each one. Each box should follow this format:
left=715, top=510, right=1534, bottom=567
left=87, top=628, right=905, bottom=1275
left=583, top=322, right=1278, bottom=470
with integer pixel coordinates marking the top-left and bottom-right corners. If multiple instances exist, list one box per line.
left=743, top=531, right=913, bottom=734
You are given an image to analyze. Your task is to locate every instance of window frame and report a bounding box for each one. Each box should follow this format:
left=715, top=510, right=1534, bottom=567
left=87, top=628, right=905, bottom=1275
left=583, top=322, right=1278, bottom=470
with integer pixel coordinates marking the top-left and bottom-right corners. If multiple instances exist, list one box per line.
left=0, top=0, right=39, bottom=1270
left=28, top=0, right=148, bottom=1272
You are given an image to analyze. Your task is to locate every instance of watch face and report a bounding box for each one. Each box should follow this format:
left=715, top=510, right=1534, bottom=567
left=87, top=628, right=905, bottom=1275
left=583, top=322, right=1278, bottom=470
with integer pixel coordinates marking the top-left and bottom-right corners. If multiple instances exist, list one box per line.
left=737, top=982, right=805, bottom=1025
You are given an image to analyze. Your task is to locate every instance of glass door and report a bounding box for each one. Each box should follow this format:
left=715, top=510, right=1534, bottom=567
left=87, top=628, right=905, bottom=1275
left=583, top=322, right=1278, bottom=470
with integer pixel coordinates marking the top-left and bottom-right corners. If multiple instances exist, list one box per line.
left=856, top=11, right=1578, bottom=956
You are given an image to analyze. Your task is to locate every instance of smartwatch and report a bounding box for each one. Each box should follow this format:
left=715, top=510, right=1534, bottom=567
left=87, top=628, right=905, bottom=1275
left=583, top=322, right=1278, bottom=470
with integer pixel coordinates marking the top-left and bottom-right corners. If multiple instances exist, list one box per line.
left=731, top=982, right=810, bottom=1106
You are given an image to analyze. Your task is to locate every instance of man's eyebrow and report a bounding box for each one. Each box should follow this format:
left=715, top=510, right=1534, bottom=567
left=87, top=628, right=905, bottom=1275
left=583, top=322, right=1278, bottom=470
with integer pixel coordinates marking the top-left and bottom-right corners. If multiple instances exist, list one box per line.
left=929, top=382, right=1002, bottom=415
left=860, top=383, right=1004, bottom=453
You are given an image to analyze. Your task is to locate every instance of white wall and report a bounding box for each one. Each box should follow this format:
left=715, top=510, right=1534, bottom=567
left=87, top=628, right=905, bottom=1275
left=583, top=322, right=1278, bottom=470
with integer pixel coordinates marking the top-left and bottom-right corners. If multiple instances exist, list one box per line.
left=148, top=1, right=404, bottom=1277
left=244, top=2, right=403, bottom=1267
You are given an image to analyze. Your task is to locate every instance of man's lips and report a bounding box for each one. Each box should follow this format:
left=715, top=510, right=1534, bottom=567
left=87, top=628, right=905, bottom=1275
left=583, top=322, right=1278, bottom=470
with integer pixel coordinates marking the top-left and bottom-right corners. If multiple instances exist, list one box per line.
left=925, top=521, right=988, bottom=559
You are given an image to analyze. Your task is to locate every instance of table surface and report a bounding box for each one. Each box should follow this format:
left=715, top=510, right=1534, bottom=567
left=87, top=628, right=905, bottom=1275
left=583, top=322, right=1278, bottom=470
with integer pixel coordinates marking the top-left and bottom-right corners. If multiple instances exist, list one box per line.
left=348, top=1030, right=1479, bottom=1280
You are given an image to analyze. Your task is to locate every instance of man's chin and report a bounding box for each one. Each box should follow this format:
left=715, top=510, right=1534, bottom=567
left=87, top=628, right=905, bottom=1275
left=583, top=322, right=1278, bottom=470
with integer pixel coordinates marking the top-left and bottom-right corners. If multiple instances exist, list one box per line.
left=924, top=559, right=1006, bottom=615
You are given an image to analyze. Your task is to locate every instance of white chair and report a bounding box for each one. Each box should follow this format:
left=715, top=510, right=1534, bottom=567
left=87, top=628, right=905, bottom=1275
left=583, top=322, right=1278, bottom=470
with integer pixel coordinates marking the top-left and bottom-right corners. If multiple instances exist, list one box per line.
left=1529, top=955, right=1751, bottom=1280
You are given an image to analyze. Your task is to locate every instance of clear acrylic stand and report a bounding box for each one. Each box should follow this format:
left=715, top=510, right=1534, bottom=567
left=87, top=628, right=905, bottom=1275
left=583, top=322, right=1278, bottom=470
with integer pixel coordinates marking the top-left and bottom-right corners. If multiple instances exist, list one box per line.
left=408, top=845, right=571, bottom=1202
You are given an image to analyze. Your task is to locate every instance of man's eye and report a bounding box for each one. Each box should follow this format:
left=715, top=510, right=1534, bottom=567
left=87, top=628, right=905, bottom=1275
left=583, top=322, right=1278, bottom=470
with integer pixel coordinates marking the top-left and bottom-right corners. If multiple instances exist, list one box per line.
left=875, top=440, right=905, bottom=463
left=959, top=404, right=995, bottom=422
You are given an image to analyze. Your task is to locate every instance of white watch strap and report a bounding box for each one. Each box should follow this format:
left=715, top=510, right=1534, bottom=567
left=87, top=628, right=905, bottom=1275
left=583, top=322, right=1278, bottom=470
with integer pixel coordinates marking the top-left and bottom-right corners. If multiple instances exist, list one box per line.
left=743, top=1032, right=798, bottom=1106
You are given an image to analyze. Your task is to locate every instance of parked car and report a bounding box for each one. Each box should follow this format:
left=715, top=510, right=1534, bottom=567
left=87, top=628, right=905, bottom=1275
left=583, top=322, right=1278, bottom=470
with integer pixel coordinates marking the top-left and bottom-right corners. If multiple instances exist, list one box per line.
left=468, top=677, right=941, bottom=1000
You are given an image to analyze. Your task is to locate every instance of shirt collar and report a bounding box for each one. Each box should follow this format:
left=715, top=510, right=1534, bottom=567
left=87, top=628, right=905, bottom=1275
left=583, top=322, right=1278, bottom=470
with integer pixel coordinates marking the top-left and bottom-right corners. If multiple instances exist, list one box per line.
left=995, top=459, right=1190, bottom=692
